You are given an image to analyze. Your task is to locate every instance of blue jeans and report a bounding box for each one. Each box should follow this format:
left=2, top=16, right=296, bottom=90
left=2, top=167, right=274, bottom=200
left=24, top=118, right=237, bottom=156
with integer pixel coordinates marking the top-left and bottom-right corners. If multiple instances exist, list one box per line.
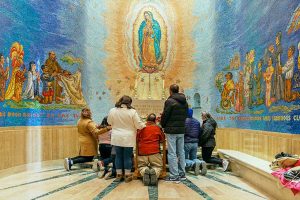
left=166, top=134, right=185, bottom=178
left=99, top=144, right=115, bottom=174
left=114, top=146, right=133, bottom=174
left=102, top=156, right=116, bottom=176
left=185, top=143, right=201, bottom=168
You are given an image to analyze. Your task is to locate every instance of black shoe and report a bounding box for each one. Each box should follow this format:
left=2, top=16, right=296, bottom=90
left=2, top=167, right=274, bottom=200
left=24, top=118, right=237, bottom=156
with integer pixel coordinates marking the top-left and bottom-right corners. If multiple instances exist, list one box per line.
left=114, top=174, right=124, bottom=182
left=143, top=168, right=151, bottom=186
left=149, top=168, right=158, bottom=186
left=179, top=173, right=187, bottom=181
left=124, top=174, right=133, bottom=183
left=164, top=176, right=180, bottom=183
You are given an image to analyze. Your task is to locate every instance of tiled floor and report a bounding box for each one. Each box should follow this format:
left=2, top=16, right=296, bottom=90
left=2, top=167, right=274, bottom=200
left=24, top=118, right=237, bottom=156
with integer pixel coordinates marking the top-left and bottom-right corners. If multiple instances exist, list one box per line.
left=0, top=160, right=272, bottom=200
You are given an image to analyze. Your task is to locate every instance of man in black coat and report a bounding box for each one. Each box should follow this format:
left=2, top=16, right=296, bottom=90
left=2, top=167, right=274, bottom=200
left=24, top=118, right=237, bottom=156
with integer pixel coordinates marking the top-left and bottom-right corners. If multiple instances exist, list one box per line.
left=161, top=84, right=188, bottom=182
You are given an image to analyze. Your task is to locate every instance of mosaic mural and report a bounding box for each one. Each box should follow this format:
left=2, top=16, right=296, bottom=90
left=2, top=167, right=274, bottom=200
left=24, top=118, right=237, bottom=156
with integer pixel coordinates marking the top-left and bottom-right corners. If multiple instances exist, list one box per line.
left=206, top=1, right=300, bottom=133
left=103, top=0, right=197, bottom=101
left=0, top=0, right=90, bottom=126
left=0, top=0, right=299, bottom=134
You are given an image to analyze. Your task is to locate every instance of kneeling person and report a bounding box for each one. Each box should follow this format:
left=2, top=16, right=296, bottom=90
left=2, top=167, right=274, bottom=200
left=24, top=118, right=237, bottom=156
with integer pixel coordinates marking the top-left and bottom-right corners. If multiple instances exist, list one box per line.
left=64, top=108, right=111, bottom=171
left=138, top=113, right=165, bottom=186
left=185, top=108, right=207, bottom=175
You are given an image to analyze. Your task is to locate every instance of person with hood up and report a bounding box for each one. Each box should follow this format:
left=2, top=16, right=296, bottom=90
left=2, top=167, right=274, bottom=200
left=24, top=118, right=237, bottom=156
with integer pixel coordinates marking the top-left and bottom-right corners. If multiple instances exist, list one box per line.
left=161, top=84, right=188, bottom=183
left=184, top=108, right=207, bottom=175
left=199, top=112, right=229, bottom=171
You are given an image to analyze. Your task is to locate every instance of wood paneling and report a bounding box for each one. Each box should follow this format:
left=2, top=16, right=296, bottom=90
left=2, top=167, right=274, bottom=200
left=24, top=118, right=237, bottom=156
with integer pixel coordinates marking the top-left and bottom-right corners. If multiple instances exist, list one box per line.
left=0, top=126, right=79, bottom=170
left=216, top=128, right=300, bottom=161
left=1, top=126, right=300, bottom=170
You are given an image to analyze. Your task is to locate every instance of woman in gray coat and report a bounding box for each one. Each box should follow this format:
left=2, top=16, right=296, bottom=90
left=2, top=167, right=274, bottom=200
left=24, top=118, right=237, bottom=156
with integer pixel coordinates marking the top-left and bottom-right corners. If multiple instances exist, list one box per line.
left=199, top=112, right=229, bottom=171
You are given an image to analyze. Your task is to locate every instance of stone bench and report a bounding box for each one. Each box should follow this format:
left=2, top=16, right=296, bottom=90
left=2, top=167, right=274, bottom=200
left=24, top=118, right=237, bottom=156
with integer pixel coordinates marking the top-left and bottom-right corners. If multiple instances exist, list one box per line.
left=218, top=149, right=300, bottom=200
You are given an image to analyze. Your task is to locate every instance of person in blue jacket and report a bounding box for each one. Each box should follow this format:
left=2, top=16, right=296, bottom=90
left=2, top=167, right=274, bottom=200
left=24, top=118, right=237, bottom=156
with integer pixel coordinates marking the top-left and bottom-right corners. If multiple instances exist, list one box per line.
left=184, top=108, right=207, bottom=175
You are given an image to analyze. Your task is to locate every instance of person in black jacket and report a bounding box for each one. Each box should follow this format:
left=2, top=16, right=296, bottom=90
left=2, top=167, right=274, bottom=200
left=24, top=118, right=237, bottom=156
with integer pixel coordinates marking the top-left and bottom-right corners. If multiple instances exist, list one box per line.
left=184, top=108, right=207, bottom=175
left=200, top=112, right=229, bottom=171
left=161, top=84, right=188, bottom=183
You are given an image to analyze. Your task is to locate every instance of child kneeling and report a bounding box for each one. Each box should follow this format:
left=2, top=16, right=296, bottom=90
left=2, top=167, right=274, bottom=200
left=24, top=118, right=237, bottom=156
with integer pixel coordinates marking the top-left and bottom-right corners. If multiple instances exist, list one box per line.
left=137, top=113, right=165, bottom=186
left=93, top=116, right=116, bottom=180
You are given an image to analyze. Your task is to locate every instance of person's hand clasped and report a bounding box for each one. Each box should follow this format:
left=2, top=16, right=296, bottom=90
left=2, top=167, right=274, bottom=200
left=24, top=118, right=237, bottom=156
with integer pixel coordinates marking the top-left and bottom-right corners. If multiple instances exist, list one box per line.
left=96, top=124, right=101, bottom=129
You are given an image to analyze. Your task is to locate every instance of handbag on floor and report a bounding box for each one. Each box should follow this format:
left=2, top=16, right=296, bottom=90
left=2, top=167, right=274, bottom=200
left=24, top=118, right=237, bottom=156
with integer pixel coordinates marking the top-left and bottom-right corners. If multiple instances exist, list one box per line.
left=284, top=166, right=300, bottom=181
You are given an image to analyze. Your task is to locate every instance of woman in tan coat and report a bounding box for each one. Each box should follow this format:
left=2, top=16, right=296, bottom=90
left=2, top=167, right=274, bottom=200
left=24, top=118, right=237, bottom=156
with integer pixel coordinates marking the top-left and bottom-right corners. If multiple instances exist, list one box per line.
left=64, top=108, right=111, bottom=171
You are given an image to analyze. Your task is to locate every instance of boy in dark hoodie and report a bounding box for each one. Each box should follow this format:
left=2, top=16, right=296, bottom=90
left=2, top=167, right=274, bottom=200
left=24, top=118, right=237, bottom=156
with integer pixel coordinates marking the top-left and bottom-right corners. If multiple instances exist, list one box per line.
left=137, top=113, right=165, bottom=186
left=184, top=108, right=207, bottom=175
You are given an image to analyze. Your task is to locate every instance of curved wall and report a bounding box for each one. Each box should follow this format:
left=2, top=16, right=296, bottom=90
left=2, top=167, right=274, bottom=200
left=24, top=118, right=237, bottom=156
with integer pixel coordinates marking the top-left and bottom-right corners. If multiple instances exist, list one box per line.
left=0, top=0, right=299, bottom=169
left=0, top=1, right=299, bottom=133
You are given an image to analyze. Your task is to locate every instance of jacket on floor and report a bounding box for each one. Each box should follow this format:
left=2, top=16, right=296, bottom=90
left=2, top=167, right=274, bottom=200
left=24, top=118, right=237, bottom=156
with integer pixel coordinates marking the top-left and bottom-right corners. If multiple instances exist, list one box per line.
left=160, top=93, right=188, bottom=134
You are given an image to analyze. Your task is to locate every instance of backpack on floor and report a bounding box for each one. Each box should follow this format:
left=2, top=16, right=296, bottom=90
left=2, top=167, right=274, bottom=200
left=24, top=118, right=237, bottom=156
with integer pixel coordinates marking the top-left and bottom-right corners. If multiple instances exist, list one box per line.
left=275, top=152, right=298, bottom=159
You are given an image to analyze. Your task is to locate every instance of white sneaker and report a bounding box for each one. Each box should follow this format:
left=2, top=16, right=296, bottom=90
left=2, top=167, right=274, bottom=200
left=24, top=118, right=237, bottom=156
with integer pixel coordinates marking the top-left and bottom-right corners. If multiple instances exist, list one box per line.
left=64, top=158, right=70, bottom=171
left=200, top=161, right=207, bottom=175
left=98, top=170, right=105, bottom=179
left=98, top=161, right=104, bottom=173
left=222, top=159, right=229, bottom=171
left=194, top=162, right=200, bottom=176
left=92, top=159, right=99, bottom=172
left=104, top=170, right=112, bottom=180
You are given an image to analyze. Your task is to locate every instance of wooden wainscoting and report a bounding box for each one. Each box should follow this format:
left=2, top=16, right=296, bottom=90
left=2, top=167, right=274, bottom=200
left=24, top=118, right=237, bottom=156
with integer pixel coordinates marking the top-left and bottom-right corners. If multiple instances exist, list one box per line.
left=0, top=126, right=79, bottom=170
left=1, top=126, right=300, bottom=170
left=215, top=128, right=300, bottom=161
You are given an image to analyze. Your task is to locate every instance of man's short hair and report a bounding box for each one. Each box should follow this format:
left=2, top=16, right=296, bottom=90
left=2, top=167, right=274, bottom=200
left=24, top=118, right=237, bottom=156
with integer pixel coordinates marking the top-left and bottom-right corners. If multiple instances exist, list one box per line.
left=0, top=53, right=3, bottom=59
left=170, top=84, right=179, bottom=93
left=147, top=113, right=156, bottom=122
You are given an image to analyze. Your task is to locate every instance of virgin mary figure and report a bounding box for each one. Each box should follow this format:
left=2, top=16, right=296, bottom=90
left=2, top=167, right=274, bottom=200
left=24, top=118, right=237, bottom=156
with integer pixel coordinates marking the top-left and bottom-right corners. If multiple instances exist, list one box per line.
left=138, top=11, right=163, bottom=72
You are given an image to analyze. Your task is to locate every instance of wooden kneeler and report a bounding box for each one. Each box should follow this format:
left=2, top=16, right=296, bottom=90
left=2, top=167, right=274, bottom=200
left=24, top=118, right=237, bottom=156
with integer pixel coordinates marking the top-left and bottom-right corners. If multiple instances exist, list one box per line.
left=133, top=137, right=167, bottom=179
